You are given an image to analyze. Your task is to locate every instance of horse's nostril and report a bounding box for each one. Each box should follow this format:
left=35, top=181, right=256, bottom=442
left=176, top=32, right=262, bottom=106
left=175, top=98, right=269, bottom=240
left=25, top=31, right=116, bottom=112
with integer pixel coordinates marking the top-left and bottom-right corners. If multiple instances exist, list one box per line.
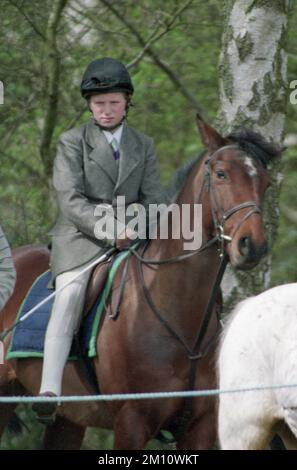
left=238, top=237, right=268, bottom=262
left=238, top=236, right=251, bottom=256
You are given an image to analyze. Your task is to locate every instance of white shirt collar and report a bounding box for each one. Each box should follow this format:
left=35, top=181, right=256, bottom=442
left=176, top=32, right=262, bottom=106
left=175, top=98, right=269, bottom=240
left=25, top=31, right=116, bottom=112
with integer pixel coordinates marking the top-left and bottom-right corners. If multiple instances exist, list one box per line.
left=103, top=124, right=123, bottom=145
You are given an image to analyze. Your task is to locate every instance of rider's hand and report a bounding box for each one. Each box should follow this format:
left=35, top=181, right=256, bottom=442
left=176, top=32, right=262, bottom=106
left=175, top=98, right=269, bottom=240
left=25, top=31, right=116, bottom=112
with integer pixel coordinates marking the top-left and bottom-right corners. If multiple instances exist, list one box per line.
left=116, top=227, right=137, bottom=251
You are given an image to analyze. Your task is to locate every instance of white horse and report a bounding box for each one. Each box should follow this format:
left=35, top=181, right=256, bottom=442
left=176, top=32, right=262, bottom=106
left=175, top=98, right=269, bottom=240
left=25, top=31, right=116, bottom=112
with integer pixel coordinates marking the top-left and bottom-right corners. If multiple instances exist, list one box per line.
left=218, top=283, right=297, bottom=450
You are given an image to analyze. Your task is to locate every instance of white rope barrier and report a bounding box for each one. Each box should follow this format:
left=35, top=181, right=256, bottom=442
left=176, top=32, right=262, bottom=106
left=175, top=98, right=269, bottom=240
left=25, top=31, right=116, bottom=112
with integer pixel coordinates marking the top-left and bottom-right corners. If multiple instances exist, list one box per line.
left=1, top=382, right=297, bottom=404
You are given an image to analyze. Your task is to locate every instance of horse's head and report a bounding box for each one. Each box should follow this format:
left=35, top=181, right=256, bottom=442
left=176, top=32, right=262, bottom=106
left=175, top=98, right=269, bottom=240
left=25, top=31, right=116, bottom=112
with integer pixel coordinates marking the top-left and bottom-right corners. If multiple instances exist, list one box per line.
left=197, top=116, right=281, bottom=270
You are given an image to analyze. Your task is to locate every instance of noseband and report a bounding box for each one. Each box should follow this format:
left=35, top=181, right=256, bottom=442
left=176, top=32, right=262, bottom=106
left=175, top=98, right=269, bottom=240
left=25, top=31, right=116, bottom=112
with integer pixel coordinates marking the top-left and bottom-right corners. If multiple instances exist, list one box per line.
left=204, top=145, right=262, bottom=253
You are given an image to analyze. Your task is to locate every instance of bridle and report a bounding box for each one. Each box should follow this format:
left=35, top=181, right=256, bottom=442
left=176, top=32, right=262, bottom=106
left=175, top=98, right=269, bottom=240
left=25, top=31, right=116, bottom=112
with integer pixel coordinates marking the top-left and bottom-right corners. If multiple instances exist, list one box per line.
left=204, top=144, right=262, bottom=256
left=127, top=144, right=263, bottom=265
left=109, top=144, right=266, bottom=441
left=112, top=144, right=265, bottom=352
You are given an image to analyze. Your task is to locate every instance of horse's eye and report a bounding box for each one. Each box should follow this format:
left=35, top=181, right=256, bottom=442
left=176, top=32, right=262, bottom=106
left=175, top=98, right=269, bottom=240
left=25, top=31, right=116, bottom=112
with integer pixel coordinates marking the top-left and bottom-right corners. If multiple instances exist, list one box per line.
left=216, top=169, right=226, bottom=180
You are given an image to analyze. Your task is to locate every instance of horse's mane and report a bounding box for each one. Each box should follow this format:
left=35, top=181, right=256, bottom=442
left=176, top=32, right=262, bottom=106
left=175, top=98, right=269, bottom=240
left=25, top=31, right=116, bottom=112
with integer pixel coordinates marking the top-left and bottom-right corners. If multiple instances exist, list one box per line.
left=165, top=151, right=206, bottom=202
left=227, top=128, right=281, bottom=168
left=165, top=128, right=280, bottom=201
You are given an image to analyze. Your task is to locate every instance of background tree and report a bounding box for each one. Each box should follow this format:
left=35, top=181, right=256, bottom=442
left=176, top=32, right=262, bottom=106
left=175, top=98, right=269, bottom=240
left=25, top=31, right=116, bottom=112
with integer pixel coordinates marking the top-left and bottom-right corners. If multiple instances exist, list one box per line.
left=0, top=0, right=296, bottom=449
left=1, top=0, right=222, bottom=247
left=218, top=0, right=291, bottom=310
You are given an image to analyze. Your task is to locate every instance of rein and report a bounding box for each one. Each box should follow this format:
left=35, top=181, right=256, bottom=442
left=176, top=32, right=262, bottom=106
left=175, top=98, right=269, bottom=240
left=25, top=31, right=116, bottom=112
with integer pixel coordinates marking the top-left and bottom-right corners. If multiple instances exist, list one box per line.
left=123, top=144, right=262, bottom=360
left=133, top=242, right=228, bottom=360
left=113, top=144, right=264, bottom=440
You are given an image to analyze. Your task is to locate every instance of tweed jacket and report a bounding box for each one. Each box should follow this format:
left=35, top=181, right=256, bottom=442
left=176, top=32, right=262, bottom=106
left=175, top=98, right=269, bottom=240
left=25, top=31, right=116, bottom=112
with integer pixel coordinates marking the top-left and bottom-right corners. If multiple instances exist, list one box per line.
left=0, top=226, right=16, bottom=311
left=50, top=119, right=164, bottom=278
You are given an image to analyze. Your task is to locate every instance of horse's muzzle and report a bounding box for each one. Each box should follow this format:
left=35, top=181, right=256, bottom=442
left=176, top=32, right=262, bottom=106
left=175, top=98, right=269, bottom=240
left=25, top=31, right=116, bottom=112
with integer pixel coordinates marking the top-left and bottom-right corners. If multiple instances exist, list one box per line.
left=234, top=236, right=268, bottom=270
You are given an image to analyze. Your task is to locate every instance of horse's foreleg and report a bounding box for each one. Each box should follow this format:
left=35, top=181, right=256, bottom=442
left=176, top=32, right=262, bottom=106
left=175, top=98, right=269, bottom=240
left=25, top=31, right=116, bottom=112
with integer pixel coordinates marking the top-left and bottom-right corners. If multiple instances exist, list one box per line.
left=276, top=409, right=297, bottom=450
left=278, top=427, right=297, bottom=450
left=0, top=404, right=19, bottom=436
left=113, top=405, right=151, bottom=450
left=0, top=369, right=26, bottom=437
left=220, top=422, right=274, bottom=450
left=176, top=410, right=217, bottom=450
left=218, top=394, right=277, bottom=450
left=43, top=416, right=85, bottom=450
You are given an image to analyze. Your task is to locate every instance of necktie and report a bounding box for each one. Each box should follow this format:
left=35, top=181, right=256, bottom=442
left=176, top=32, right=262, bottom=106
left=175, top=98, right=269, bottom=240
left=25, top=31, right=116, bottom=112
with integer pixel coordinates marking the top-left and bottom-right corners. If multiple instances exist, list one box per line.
left=110, top=138, right=120, bottom=161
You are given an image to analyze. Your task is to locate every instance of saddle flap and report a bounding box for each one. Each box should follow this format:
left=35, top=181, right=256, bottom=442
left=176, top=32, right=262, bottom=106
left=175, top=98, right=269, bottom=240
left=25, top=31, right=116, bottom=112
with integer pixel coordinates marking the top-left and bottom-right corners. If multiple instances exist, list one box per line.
left=83, top=261, right=110, bottom=316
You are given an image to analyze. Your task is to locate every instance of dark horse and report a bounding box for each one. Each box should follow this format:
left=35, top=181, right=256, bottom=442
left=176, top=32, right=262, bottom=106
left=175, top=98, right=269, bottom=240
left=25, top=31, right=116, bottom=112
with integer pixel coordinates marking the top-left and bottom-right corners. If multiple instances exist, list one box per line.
left=0, top=118, right=280, bottom=449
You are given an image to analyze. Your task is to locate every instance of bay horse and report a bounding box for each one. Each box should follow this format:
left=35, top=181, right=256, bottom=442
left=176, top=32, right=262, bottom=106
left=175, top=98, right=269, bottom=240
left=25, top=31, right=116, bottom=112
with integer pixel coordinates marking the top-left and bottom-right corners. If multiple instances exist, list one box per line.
left=218, top=283, right=297, bottom=450
left=0, top=117, right=280, bottom=449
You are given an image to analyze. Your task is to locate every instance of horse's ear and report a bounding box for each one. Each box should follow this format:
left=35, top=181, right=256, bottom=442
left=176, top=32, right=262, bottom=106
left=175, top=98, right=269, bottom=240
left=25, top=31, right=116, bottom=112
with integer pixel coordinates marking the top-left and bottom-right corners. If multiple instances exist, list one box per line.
left=196, top=114, right=228, bottom=152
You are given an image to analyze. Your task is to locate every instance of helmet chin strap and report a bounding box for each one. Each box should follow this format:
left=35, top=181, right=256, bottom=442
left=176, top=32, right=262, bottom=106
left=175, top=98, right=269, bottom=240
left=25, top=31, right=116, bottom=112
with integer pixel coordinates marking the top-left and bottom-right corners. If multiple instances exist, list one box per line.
left=93, top=108, right=128, bottom=132
left=95, top=118, right=125, bottom=132
left=91, top=98, right=132, bottom=132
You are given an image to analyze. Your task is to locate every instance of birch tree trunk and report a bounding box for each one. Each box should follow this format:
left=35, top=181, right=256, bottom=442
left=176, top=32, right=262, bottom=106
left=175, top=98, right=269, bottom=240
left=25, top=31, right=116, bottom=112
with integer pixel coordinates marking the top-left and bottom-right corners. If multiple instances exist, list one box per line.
left=218, top=0, right=291, bottom=311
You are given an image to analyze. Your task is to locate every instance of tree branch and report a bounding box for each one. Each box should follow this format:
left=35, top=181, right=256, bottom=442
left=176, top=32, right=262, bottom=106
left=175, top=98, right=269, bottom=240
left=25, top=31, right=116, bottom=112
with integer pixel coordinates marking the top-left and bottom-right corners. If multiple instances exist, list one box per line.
left=1, top=93, right=36, bottom=148
left=39, top=0, right=68, bottom=174
left=127, top=0, right=194, bottom=69
left=64, top=105, right=88, bottom=131
left=6, top=0, right=46, bottom=41
left=126, top=24, right=161, bottom=70
left=61, top=24, right=93, bottom=54
left=99, top=0, right=206, bottom=114
left=0, top=150, right=45, bottom=182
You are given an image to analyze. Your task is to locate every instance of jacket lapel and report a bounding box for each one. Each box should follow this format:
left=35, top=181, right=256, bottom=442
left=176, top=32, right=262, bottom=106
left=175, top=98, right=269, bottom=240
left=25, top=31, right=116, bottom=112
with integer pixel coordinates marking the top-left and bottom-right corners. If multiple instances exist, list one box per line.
left=115, top=124, right=140, bottom=192
left=85, top=120, right=118, bottom=184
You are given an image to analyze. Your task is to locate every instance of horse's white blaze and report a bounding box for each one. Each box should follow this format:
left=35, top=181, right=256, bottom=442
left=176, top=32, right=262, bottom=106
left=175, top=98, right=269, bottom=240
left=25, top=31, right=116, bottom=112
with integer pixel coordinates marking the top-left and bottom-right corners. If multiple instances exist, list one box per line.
left=244, top=156, right=258, bottom=177
left=218, top=283, right=297, bottom=450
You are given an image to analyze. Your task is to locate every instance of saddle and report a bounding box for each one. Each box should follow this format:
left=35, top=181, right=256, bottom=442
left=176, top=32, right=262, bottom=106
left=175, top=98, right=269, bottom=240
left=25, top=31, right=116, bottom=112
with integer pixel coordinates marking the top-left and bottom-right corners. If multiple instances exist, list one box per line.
left=75, top=253, right=130, bottom=395
left=83, top=260, right=111, bottom=317
left=82, top=250, right=131, bottom=320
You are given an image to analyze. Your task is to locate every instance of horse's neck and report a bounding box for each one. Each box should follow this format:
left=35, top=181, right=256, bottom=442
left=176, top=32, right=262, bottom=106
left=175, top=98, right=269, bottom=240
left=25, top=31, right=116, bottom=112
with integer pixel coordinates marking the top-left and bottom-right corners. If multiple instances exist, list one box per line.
left=151, top=154, right=215, bottom=267
left=144, top=241, right=221, bottom=348
left=143, top=156, right=222, bottom=339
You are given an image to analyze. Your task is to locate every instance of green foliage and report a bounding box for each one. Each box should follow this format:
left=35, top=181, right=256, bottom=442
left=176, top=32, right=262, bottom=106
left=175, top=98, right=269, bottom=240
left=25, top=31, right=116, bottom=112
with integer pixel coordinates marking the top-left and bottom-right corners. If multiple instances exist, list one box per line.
left=0, top=407, right=44, bottom=450
left=1, top=0, right=224, bottom=247
left=271, top=149, right=297, bottom=284
left=0, top=0, right=225, bottom=450
left=271, top=5, right=297, bottom=284
left=0, top=0, right=296, bottom=450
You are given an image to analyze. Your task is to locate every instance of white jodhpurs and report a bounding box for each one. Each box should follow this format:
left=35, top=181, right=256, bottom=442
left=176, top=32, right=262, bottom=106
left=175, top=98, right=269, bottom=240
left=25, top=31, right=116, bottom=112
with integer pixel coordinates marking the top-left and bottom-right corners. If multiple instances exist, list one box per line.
left=39, top=261, right=93, bottom=396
